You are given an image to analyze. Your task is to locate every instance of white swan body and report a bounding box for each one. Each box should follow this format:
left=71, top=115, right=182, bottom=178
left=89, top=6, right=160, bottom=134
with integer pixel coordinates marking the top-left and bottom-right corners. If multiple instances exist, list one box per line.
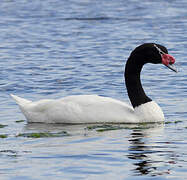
left=11, top=94, right=164, bottom=123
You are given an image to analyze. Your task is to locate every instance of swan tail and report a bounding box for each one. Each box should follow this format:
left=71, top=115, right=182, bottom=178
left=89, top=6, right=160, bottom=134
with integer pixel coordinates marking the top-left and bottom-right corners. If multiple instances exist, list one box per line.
left=10, top=94, right=32, bottom=107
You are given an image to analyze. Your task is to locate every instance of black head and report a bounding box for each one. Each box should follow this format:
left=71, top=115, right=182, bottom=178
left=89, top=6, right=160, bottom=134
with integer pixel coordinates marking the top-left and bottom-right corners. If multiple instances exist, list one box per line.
left=129, top=43, right=177, bottom=72
left=130, top=43, right=167, bottom=64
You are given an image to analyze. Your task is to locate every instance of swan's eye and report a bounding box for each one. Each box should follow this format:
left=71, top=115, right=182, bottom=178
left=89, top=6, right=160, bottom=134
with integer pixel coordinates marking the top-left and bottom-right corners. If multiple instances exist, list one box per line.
left=154, top=44, right=166, bottom=55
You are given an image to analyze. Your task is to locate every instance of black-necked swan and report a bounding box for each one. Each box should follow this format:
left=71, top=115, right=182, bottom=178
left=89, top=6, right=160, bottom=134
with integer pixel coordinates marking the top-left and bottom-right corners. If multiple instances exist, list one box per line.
left=11, top=43, right=177, bottom=124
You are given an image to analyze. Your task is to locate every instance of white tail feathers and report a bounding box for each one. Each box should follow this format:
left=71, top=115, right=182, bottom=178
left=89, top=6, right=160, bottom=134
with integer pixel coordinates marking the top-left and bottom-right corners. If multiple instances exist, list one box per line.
left=10, top=94, right=32, bottom=106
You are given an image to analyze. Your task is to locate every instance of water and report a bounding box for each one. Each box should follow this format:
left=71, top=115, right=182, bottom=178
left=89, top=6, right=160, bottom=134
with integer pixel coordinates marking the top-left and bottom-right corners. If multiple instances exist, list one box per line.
left=0, top=0, right=187, bottom=179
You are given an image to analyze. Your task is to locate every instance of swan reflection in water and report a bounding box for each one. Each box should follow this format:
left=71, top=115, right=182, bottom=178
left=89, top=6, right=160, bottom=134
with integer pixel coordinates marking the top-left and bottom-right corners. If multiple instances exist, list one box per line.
left=127, top=123, right=175, bottom=176
left=24, top=122, right=177, bottom=177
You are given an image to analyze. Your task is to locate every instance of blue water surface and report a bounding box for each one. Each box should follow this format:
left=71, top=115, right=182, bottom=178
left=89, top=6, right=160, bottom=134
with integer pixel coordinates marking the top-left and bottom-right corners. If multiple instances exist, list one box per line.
left=0, top=0, right=187, bottom=179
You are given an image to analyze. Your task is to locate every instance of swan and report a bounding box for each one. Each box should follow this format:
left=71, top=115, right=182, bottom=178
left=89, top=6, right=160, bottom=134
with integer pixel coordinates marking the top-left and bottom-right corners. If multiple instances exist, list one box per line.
left=11, top=43, right=177, bottom=124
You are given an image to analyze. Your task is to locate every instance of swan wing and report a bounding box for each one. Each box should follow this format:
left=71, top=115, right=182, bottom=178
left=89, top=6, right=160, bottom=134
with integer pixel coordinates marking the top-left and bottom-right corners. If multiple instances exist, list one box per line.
left=11, top=94, right=138, bottom=123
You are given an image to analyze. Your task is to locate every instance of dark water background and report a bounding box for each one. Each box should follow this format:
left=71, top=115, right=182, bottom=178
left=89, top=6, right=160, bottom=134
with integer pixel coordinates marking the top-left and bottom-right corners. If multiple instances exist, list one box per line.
left=0, top=0, right=187, bottom=179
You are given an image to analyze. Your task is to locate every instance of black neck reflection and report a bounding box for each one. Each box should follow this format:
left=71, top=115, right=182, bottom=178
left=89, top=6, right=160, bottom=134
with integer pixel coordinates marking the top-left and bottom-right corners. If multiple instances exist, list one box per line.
left=127, top=124, right=170, bottom=176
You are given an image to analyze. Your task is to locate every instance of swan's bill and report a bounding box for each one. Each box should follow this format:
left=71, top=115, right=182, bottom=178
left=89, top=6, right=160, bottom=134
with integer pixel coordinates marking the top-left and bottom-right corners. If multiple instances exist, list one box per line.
left=165, top=63, right=178, bottom=73
left=161, top=53, right=177, bottom=73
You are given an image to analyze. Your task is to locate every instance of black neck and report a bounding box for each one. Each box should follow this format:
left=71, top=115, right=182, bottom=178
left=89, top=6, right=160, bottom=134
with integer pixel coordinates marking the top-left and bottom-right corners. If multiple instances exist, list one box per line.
left=125, top=55, right=152, bottom=108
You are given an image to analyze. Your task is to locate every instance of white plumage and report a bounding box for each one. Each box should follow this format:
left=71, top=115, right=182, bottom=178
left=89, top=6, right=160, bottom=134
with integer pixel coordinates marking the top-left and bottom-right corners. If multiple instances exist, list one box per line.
left=10, top=94, right=164, bottom=123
